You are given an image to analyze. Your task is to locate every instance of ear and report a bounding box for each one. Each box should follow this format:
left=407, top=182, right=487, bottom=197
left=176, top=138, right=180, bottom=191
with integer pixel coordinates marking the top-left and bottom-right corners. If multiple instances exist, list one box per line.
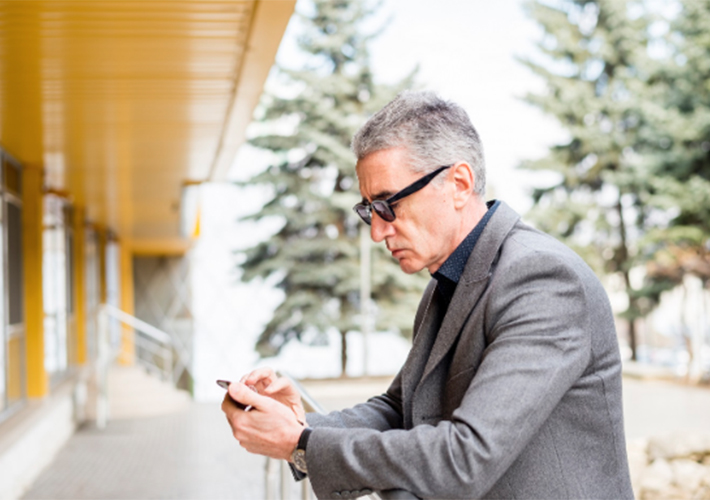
left=451, top=161, right=475, bottom=209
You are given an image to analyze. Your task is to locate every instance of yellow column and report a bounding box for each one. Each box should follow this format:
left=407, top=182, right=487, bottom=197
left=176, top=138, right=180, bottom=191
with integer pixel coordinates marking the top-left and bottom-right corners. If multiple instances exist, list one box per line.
left=23, top=165, right=47, bottom=398
left=97, top=227, right=107, bottom=304
left=118, top=241, right=135, bottom=365
left=73, top=207, right=88, bottom=365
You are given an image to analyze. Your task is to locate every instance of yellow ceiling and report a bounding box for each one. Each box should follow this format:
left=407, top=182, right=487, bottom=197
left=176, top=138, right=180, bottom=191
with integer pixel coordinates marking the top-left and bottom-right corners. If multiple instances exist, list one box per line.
left=0, top=0, right=295, bottom=254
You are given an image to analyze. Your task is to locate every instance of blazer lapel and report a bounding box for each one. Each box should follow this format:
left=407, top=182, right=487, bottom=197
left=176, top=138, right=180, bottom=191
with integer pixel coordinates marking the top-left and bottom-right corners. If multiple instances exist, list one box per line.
left=419, top=201, right=521, bottom=385
left=401, top=280, right=440, bottom=428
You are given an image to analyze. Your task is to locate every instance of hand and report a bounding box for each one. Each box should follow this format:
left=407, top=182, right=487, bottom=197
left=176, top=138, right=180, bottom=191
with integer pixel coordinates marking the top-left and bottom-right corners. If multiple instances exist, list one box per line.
left=240, top=367, right=307, bottom=424
left=221, top=381, right=304, bottom=461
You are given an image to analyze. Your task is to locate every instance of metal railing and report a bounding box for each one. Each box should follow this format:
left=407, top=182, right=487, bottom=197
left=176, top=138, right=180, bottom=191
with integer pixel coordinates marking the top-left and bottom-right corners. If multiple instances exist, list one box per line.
left=264, top=373, right=325, bottom=500
left=96, top=304, right=190, bottom=429
left=264, top=373, right=419, bottom=500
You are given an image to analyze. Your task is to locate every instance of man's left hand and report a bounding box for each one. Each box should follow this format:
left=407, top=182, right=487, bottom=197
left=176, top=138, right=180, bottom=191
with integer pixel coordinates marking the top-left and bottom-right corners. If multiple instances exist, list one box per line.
left=221, top=381, right=305, bottom=461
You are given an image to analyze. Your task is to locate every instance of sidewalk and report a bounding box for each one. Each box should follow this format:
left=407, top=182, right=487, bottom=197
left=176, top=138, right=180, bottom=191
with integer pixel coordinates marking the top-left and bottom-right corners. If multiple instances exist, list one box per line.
left=22, top=404, right=265, bottom=500
left=21, top=369, right=710, bottom=499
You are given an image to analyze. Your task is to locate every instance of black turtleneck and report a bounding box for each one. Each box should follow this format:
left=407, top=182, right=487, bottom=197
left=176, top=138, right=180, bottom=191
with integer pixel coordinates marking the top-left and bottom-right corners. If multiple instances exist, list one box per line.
left=431, top=199, right=500, bottom=312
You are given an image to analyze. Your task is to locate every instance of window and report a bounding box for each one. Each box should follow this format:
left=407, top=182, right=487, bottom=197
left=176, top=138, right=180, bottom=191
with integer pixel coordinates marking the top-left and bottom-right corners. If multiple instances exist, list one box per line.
left=105, top=238, right=121, bottom=349
left=84, top=226, right=100, bottom=361
left=43, top=194, right=76, bottom=384
left=1, top=153, right=26, bottom=416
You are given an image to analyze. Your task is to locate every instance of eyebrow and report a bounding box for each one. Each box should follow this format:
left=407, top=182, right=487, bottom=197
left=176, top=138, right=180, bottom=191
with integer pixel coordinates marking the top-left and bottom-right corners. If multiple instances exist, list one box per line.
left=363, top=190, right=396, bottom=204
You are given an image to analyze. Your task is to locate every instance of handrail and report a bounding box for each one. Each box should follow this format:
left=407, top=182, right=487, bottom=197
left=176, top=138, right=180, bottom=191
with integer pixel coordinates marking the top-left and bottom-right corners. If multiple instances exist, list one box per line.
left=96, top=304, right=191, bottom=429
left=264, top=373, right=420, bottom=500
left=103, top=303, right=172, bottom=344
left=280, top=372, right=327, bottom=415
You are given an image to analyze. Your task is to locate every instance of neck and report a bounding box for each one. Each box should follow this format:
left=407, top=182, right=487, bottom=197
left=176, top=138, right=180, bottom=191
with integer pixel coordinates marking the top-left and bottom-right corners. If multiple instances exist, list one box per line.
left=427, top=196, right=488, bottom=274
left=455, top=196, right=488, bottom=245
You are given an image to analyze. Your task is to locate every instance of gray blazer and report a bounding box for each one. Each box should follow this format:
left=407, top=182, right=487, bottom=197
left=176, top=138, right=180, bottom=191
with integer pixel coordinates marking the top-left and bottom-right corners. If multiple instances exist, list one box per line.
left=306, top=202, right=634, bottom=499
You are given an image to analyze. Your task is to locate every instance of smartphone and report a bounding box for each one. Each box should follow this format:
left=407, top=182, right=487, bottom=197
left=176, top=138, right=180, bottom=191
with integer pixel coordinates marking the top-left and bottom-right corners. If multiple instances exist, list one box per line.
left=217, top=379, right=252, bottom=411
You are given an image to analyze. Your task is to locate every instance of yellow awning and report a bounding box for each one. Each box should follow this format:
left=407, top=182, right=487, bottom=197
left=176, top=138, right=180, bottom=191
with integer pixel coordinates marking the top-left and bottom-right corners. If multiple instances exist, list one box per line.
left=0, top=0, right=295, bottom=254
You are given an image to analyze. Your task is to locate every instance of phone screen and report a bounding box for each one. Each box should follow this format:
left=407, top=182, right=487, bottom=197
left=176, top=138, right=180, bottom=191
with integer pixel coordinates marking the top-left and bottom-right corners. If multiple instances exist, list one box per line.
left=216, top=379, right=252, bottom=411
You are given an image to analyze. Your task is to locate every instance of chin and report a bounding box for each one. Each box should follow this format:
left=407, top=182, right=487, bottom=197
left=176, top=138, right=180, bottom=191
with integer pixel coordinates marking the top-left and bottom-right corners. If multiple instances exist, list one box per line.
left=398, top=259, right=425, bottom=275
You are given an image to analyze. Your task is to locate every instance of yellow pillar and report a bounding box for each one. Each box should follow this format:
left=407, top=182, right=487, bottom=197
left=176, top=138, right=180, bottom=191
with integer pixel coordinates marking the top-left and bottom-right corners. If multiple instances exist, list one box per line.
left=23, top=165, right=47, bottom=398
left=97, top=227, right=107, bottom=304
left=73, top=207, right=88, bottom=365
left=118, top=241, right=135, bottom=365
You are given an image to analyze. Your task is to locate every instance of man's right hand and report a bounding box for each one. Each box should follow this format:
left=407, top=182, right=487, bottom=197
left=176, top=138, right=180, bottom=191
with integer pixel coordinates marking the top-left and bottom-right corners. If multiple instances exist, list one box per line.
left=240, top=367, right=307, bottom=424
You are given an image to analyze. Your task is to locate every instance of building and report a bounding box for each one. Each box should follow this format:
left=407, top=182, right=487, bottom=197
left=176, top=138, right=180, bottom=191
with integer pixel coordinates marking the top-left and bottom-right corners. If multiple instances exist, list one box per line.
left=0, top=1, right=296, bottom=497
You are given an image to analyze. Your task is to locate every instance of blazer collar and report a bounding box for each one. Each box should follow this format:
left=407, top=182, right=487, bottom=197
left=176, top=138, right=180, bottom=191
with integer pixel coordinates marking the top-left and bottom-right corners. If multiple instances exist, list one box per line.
left=419, top=201, right=521, bottom=384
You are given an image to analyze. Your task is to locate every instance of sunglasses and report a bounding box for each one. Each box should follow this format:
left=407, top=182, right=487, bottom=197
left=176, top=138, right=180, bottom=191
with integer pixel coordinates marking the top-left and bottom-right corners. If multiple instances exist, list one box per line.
left=353, top=164, right=453, bottom=225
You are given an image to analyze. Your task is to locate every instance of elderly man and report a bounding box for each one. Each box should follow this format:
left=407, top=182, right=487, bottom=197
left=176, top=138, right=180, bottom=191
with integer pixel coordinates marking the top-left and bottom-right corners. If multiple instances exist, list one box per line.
left=222, top=91, right=634, bottom=499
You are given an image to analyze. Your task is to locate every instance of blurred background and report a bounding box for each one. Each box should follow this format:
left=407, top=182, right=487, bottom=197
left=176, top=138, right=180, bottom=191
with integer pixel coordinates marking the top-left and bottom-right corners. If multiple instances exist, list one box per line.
left=0, top=0, right=708, bottom=499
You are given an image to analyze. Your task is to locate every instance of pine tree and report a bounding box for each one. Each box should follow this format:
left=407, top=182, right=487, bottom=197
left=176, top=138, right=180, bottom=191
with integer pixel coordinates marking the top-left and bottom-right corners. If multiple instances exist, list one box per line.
left=519, top=0, right=656, bottom=360
left=239, top=0, right=428, bottom=375
left=641, top=0, right=710, bottom=288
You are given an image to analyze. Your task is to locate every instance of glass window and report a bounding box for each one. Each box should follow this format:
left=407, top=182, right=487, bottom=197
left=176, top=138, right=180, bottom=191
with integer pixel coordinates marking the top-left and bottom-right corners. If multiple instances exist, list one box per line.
left=0, top=200, right=5, bottom=413
left=105, top=239, right=121, bottom=349
left=84, top=227, right=100, bottom=361
left=2, top=153, right=25, bottom=416
left=7, top=202, right=23, bottom=326
left=43, top=195, right=75, bottom=383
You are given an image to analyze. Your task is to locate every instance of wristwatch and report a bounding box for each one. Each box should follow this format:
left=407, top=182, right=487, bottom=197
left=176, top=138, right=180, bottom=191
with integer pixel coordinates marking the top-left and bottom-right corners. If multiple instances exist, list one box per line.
left=290, top=426, right=312, bottom=474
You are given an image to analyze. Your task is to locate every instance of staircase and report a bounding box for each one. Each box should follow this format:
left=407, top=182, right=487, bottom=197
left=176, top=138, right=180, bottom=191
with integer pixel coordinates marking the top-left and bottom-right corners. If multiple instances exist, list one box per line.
left=108, top=364, right=192, bottom=419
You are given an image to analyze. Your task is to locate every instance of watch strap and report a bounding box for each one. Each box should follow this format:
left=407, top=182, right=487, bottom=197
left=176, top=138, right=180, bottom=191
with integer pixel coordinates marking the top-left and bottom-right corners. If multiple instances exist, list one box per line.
left=298, top=426, right=312, bottom=452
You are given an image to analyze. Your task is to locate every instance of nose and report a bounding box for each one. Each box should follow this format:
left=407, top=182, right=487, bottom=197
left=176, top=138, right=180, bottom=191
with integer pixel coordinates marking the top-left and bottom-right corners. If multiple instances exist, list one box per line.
left=370, top=212, right=395, bottom=243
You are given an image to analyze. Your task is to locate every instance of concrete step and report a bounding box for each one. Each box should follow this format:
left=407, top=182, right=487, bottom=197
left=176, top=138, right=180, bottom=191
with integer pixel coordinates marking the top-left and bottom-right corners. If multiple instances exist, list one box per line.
left=108, top=364, right=191, bottom=419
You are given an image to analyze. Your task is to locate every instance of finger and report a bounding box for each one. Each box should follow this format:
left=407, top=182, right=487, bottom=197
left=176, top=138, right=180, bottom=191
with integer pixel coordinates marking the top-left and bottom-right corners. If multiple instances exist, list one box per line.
left=241, top=367, right=275, bottom=387
left=229, top=381, right=270, bottom=410
left=221, top=393, right=235, bottom=413
left=262, top=376, right=296, bottom=396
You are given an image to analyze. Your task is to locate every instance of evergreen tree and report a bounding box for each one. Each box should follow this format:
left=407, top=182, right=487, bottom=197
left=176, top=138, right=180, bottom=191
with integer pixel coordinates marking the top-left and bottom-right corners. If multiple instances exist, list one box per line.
left=239, top=0, right=427, bottom=375
left=641, top=0, right=710, bottom=289
left=519, top=0, right=656, bottom=360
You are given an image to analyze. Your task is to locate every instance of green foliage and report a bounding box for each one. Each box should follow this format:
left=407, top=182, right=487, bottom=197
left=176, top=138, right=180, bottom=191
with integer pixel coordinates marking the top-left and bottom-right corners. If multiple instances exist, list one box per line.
left=520, top=0, right=659, bottom=357
left=238, top=0, right=428, bottom=362
left=521, top=0, right=710, bottom=359
left=639, top=0, right=710, bottom=287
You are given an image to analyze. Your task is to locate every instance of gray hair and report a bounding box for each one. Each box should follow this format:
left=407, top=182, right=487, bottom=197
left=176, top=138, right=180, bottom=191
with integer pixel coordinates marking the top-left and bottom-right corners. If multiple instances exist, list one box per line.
left=351, top=91, right=486, bottom=196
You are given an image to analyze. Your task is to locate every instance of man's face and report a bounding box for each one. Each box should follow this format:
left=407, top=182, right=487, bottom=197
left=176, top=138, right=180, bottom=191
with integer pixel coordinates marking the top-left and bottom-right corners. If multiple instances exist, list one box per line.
left=356, top=147, right=457, bottom=274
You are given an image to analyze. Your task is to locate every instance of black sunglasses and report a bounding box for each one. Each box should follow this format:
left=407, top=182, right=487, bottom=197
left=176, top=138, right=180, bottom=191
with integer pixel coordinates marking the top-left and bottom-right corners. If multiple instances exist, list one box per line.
left=353, top=164, right=453, bottom=225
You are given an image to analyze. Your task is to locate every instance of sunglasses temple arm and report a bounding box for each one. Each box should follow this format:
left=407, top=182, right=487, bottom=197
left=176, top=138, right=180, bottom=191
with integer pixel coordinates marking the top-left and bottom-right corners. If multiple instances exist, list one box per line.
left=386, top=165, right=450, bottom=205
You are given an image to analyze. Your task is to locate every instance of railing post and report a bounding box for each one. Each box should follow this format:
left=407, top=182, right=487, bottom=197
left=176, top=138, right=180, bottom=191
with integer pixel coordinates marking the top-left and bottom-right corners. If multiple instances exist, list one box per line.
left=280, top=460, right=290, bottom=500
left=265, top=458, right=276, bottom=500
left=97, top=306, right=110, bottom=429
left=166, top=345, right=173, bottom=383
left=301, top=476, right=310, bottom=500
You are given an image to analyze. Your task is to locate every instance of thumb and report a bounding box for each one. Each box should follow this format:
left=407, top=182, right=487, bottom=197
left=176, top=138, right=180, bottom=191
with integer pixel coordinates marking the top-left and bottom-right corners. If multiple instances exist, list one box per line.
left=228, top=382, right=267, bottom=409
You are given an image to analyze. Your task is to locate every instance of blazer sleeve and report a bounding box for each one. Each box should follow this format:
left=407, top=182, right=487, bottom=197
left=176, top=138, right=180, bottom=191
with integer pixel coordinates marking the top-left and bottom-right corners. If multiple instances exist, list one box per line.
left=304, top=251, right=594, bottom=499
left=306, top=369, right=404, bottom=431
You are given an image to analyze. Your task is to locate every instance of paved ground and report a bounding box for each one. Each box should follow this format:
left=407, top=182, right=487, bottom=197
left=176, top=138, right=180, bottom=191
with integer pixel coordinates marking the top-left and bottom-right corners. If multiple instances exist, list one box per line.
left=23, top=404, right=266, bottom=500
left=21, top=371, right=710, bottom=500
left=623, top=376, right=710, bottom=440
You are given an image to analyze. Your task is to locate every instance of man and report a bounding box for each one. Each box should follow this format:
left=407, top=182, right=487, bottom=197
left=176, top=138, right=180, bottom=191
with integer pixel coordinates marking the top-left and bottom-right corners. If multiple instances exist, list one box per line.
left=222, top=91, right=634, bottom=499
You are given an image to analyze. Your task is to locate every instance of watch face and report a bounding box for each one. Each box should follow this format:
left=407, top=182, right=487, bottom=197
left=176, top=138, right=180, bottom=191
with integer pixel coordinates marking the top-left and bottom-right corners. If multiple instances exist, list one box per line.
left=293, top=449, right=308, bottom=473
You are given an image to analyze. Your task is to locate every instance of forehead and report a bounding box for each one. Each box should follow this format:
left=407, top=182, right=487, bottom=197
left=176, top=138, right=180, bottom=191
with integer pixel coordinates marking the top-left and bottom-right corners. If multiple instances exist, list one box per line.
left=356, top=147, right=417, bottom=200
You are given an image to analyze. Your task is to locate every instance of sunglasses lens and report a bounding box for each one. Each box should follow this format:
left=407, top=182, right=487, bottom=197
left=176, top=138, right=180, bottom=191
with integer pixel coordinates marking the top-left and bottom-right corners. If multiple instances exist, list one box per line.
left=354, top=204, right=372, bottom=225
left=372, top=201, right=395, bottom=222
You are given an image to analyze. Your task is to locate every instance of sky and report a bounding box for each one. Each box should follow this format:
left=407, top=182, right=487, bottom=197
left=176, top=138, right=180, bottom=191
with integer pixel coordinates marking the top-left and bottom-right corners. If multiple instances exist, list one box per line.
left=370, top=0, right=568, bottom=214
left=246, top=0, right=569, bottom=214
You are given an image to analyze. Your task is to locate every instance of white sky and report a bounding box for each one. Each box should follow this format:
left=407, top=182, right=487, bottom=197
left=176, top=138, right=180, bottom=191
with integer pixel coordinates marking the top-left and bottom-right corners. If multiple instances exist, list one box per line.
left=246, top=0, right=569, bottom=214
left=369, top=0, right=567, bottom=214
